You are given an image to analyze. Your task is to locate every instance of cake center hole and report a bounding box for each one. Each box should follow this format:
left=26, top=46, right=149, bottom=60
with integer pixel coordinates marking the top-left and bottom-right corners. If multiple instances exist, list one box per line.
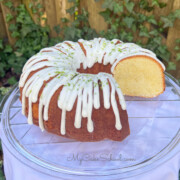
left=77, top=63, right=111, bottom=74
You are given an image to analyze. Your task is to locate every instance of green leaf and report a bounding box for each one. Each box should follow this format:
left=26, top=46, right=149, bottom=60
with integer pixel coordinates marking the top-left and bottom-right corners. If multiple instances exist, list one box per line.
left=7, top=77, right=17, bottom=85
left=0, top=63, right=6, bottom=78
left=0, top=39, right=3, bottom=49
left=99, top=9, right=111, bottom=21
left=68, top=0, right=76, bottom=2
left=4, top=45, right=13, bottom=53
left=14, top=51, right=23, bottom=57
left=159, top=2, right=167, bottom=8
left=11, top=31, right=20, bottom=38
left=176, top=53, right=180, bottom=61
left=148, top=18, right=157, bottom=25
left=66, top=6, right=76, bottom=15
left=158, top=27, right=164, bottom=33
left=123, top=17, right=134, bottom=28
left=152, top=0, right=166, bottom=9
left=161, top=9, right=180, bottom=28
left=39, top=11, right=44, bottom=17
left=149, top=29, right=159, bottom=36
left=137, top=14, right=147, bottom=23
left=0, top=87, right=11, bottom=103
left=6, top=13, right=13, bottom=22
left=21, top=26, right=32, bottom=37
left=54, top=25, right=61, bottom=34
left=119, top=30, right=127, bottom=41
left=8, top=24, right=17, bottom=32
left=174, top=9, right=180, bottom=19
left=29, top=2, right=33, bottom=8
left=157, top=45, right=168, bottom=54
left=139, top=26, right=150, bottom=37
left=139, top=0, right=154, bottom=12
left=136, top=40, right=142, bottom=46
left=102, top=0, right=114, bottom=10
left=126, top=32, right=133, bottom=41
left=132, top=24, right=136, bottom=32
left=4, top=1, right=13, bottom=8
left=148, top=16, right=157, bottom=25
left=167, top=62, right=176, bottom=71
left=36, top=3, right=42, bottom=9
left=125, top=1, right=135, bottom=13
left=32, top=7, right=37, bottom=14
left=113, top=4, right=123, bottom=13
left=161, top=17, right=173, bottom=28
left=174, top=46, right=180, bottom=51
left=61, top=18, right=69, bottom=23
left=152, top=0, right=159, bottom=7
left=175, top=39, right=180, bottom=44
left=111, top=23, right=118, bottom=31
left=153, top=36, right=162, bottom=45
left=64, top=26, right=76, bottom=39
left=139, top=31, right=149, bottom=37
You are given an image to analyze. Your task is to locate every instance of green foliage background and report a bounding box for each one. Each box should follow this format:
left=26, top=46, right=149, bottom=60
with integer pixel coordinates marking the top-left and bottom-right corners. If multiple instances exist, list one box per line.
left=0, top=0, right=180, bottom=86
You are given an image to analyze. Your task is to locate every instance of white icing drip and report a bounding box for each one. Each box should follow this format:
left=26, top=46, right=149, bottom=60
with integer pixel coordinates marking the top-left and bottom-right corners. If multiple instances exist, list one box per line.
left=91, top=38, right=100, bottom=63
left=20, top=38, right=165, bottom=135
left=31, top=69, right=58, bottom=103
left=22, top=76, right=37, bottom=115
left=82, top=83, right=88, bottom=118
left=87, top=81, right=94, bottom=132
left=56, top=73, right=125, bottom=134
left=103, top=41, right=116, bottom=65
left=22, top=53, right=73, bottom=73
left=28, top=99, right=33, bottom=124
left=61, top=109, right=66, bottom=135
left=99, top=75, right=110, bottom=109
left=108, top=77, right=122, bottom=130
left=74, top=88, right=83, bottom=129
left=93, top=77, right=100, bottom=109
left=42, top=72, right=76, bottom=121
left=38, top=101, right=44, bottom=131
left=21, top=67, right=66, bottom=113
left=40, top=47, right=66, bottom=54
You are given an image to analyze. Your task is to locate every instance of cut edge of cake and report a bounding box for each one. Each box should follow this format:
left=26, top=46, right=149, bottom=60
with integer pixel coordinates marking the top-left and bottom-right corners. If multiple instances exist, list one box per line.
left=113, top=55, right=165, bottom=98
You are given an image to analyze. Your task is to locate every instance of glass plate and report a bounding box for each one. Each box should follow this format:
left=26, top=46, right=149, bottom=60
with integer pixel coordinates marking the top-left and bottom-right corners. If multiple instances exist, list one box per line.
left=0, top=72, right=180, bottom=179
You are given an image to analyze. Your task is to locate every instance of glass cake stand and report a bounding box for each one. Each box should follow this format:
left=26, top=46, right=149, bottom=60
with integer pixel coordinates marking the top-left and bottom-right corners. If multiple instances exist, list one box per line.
left=0, top=72, right=180, bottom=179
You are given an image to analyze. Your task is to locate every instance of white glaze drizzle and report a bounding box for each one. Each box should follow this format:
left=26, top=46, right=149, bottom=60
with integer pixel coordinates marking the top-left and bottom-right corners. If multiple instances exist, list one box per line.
left=19, top=38, right=165, bottom=135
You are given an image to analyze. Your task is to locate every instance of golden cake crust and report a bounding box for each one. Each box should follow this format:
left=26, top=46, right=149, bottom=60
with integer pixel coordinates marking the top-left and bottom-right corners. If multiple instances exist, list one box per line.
left=20, top=65, right=130, bottom=141
left=19, top=38, right=165, bottom=142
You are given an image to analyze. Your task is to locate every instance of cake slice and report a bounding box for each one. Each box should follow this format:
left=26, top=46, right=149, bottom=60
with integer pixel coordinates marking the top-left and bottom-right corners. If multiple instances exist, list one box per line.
left=113, top=55, right=165, bottom=97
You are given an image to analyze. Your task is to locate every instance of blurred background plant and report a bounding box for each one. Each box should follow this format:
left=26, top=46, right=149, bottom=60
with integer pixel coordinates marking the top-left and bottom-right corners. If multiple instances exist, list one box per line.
left=0, top=0, right=180, bottom=88
left=0, top=0, right=180, bottom=178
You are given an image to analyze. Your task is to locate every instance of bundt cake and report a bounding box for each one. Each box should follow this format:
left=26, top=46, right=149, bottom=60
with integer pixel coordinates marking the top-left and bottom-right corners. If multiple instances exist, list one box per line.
left=19, top=38, right=165, bottom=142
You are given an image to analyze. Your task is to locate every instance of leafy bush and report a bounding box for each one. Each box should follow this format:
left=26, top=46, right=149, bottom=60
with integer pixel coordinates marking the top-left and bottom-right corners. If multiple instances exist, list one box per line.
left=0, top=0, right=180, bottom=86
left=98, top=0, right=180, bottom=69
left=0, top=3, right=51, bottom=84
